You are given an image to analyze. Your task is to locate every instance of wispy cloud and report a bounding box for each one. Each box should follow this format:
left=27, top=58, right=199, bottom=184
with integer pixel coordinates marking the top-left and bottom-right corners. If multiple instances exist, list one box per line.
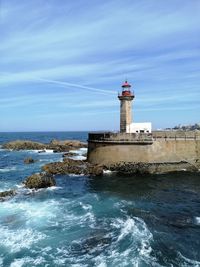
left=0, top=0, right=200, bottom=131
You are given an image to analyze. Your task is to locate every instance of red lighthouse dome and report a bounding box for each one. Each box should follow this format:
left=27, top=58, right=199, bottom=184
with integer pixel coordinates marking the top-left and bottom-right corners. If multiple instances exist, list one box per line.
left=120, top=80, right=134, bottom=97
left=122, top=81, right=131, bottom=88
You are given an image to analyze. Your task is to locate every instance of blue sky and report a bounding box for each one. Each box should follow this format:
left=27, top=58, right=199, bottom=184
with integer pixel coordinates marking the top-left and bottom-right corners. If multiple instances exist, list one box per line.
left=0, top=0, right=200, bottom=131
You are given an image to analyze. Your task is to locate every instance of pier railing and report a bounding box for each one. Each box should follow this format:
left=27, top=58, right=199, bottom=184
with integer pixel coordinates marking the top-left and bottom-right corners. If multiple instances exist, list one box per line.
left=88, top=131, right=200, bottom=143
left=88, top=132, right=154, bottom=144
left=152, top=131, right=200, bottom=140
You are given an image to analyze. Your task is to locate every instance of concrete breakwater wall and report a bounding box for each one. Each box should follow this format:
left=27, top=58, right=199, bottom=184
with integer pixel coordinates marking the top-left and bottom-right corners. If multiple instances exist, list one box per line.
left=87, top=131, right=200, bottom=173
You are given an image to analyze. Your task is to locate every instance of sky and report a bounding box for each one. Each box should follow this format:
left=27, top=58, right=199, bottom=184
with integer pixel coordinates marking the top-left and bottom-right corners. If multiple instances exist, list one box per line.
left=0, top=0, right=200, bottom=131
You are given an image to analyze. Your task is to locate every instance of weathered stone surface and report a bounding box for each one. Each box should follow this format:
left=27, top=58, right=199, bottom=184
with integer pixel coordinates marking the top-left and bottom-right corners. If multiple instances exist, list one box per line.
left=24, top=173, right=56, bottom=189
left=24, top=157, right=36, bottom=164
left=108, top=161, right=198, bottom=175
left=3, top=140, right=46, bottom=150
left=0, top=190, right=16, bottom=199
left=87, top=132, right=200, bottom=172
left=42, top=158, right=103, bottom=176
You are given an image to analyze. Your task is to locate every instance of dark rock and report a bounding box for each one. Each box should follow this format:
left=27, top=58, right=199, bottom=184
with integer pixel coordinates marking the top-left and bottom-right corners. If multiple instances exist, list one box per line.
left=42, top=158, right=85, bottom=175
left=42, top=158, right=103, bottom=176
left=0, top=190, right=16, bottom=200
left=71, top=234, right=111, bottom=255
left=62, top=151, right=77, bottom=158
left=24, top=157, right=36, bottom=164
left=109, top=162, right=149, bottom=174
left=38, top=150, right=46, bottom=153
left=107, top=161, right=198, bottom=175
left=49, top=139, right=87, bottom=152
left=2, top=140, right=46, bottom=150
left=2, top=139, right=87, bottom=152
left=24, top=173, right=56, bottom=189
left=86, top=164, right=104, bottom=176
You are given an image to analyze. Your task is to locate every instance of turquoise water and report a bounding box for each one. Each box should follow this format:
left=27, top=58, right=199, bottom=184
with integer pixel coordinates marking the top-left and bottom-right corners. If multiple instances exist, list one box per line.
left=0, top=132, right=200, bottom=266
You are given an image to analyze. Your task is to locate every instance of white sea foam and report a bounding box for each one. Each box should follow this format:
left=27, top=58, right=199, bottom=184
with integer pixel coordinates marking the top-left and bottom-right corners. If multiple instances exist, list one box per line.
left=117, top=217, right=136, bottom=241
left=0, top=199, right=60, bottom=227
left=79, top=202, right=92, bottom=211
left=97, top=262, right=107, bottom=267
left=72, top=155, right=87, bottom=160
left=106, top=216, right=154, bottom=266
left=24, top=149, right=54, bottom=154
left=64, top=147, right=87, bottom=161
left=70, top=173, right=85, bottom=177
left=103, top=170, right=113, bottom=174
left=69, top=148, right=87, bottom=154
left=195, top=217, right=200, bottom=225
left=0, top=166, right=17, bottom=172
left=10, top=256, right=46, bottom=267
left=42, top=149, right=54, bottom=154
left=46, top=186, right=62, bottom=191
left=177, top=251, right=200, bottom=266
left=0, top=148, right=7, bottom=152
left=0, top=227, right=46, bottom=253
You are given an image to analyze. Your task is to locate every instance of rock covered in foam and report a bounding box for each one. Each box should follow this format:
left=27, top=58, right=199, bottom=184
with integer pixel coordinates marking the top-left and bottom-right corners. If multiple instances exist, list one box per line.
left=0, top=189, right=16, bottom=200
left=24, top=173, right=56, bottom=189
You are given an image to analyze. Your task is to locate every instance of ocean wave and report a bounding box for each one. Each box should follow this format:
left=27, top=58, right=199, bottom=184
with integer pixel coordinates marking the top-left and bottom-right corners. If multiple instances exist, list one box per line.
left=0, top=166, right=17, bottom=172
left=177, top=251, right=200, bottom=266
left=69, top=148, right=87, bottom=154
left=0, top=148, right=7, bottom=152
left=20, top=149, right=55, bottom=154
left=10, top=256, right=46, bottom=267
left=0, top=199, right=60, bottom=226
left=71, top=155, right=87, bottom=160
left=0, top=227, right=46, bottom=253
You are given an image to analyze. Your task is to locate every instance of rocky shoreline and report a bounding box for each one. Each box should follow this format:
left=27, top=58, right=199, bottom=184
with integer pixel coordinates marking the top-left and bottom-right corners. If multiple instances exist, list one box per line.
left=2, top=139, right=87, bottom=152
left=0, top=139, right=199, bottom=200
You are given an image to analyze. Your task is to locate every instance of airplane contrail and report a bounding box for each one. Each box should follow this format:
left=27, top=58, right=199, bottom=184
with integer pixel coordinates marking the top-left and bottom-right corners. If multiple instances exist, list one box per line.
left=0, top=72, right=115, bottom=95
left=36, top=78, right=114, bottom=95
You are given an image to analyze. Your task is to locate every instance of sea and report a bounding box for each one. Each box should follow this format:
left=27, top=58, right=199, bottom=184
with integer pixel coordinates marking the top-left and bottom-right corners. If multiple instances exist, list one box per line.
left=0, top=132, right=200, bottom=267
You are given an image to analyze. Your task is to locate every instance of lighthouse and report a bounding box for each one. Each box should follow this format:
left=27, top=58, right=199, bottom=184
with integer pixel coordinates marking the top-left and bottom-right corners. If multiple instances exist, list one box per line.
left=118, top=81, right=134, bottom=133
